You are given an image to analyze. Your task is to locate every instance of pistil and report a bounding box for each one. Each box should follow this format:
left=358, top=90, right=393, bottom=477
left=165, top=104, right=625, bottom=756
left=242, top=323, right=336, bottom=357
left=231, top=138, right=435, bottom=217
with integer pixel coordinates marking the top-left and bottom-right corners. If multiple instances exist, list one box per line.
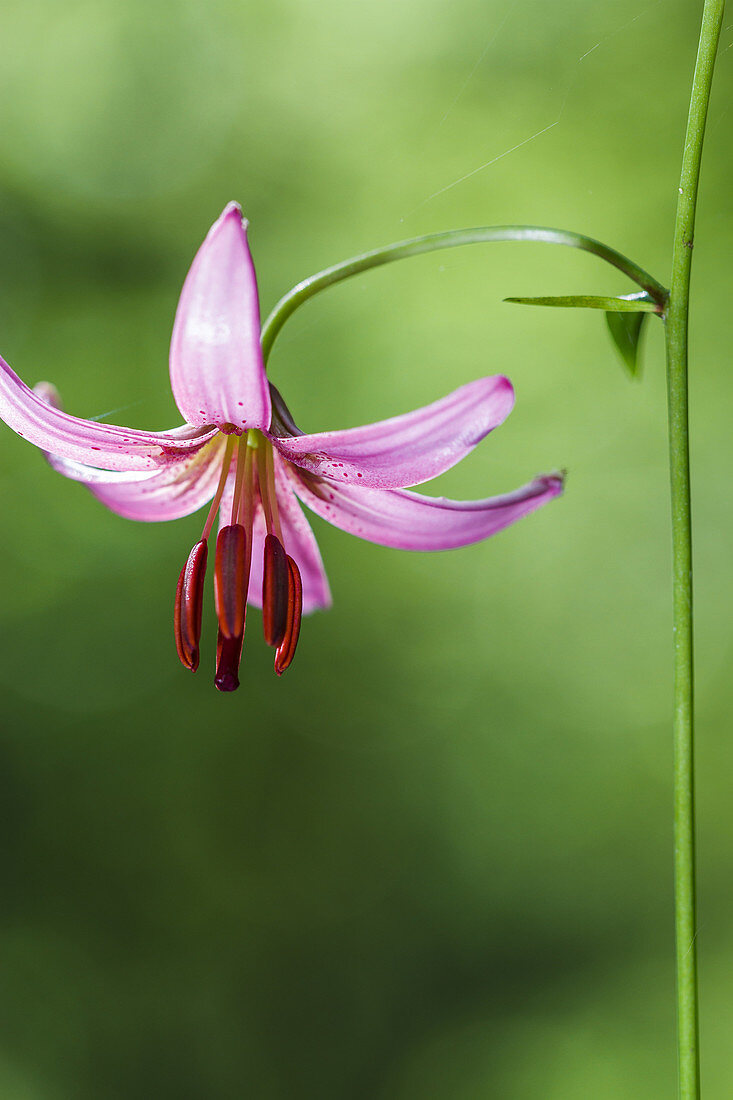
left=214, top=435, right=256, bottom=691
left=214, top=627, right=244, bottom=692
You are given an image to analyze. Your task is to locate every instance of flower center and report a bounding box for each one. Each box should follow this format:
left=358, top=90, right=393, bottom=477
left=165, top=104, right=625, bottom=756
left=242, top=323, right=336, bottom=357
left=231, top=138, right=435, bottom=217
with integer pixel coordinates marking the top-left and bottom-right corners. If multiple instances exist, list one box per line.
left=174, top=429, right=302, bottom=691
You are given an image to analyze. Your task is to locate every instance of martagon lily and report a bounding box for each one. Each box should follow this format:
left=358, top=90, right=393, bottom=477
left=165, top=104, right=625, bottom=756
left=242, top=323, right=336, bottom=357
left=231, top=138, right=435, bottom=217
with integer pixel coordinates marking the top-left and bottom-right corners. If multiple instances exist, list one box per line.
left=0, top=203, right=563, bottom=691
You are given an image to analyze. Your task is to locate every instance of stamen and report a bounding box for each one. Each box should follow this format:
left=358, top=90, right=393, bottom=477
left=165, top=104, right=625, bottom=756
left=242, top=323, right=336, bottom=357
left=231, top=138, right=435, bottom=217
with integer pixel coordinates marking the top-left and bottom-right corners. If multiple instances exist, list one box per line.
left=262, top=533, right=289, bottom=647
left=258, top=439, right=284, bottom=543
left=215, top=626, right=244, bottom=692
left=230, top=433, right=248, bottom=525
left=275, top=555, right=302, bottom=676
left=201, top=434, right=236, bottom=542
left=214, top=524, right=248, bottom=639
left=212, top=439, right=258, bottom=690
left=172, top=430, right=302, bottom=689
left=235, top=432, right=258, bottom=528
left=174, top=539, right=208, bottom=672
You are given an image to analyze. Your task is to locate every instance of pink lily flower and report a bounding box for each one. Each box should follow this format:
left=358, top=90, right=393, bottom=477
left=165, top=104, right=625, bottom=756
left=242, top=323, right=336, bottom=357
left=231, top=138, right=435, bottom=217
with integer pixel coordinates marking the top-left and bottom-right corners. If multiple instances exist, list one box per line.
left=0, top=203, right=563, bottom=691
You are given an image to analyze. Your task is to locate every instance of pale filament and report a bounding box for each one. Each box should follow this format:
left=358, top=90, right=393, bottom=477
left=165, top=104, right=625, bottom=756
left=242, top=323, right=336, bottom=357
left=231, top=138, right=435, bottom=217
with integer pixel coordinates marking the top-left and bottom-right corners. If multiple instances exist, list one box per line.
left=201, top=434, right=236, bottom=541
left=229, top=431, right=249, bottom=525
left=258, top=437, right=284, bottom=545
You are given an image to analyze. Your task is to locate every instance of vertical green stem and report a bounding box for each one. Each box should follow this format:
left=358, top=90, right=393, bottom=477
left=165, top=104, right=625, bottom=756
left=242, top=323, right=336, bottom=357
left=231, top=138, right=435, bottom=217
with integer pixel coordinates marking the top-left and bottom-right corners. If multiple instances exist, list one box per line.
left=665, top=3, right=724, bottom=1096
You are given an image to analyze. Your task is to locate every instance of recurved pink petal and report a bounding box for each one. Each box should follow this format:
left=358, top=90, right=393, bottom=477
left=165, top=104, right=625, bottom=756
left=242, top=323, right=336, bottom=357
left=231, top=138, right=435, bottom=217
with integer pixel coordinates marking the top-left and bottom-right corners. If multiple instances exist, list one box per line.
left=46, top=436, right=225, bottom=521
left=170, top=202, right=271, bottom=433
left=271, top=377, right=514, bottom=489
left=291, top=469, right=563, bottom=550
left=0, top=358, right=216, bottom=470
left=272, top=457, right=331, bottom=612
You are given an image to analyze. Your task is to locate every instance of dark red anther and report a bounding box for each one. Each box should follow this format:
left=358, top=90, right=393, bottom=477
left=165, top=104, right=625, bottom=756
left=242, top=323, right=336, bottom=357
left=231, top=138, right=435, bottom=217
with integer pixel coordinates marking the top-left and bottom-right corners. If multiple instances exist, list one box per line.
left=174, top=539, right=208, bottom=672
left=274, top=555, right=302, bottom=676
left=214, top=626, right=244, bottom=692
left=262, top=533, right=289, bottom=647
left=214, top=524, right=248, bottom=639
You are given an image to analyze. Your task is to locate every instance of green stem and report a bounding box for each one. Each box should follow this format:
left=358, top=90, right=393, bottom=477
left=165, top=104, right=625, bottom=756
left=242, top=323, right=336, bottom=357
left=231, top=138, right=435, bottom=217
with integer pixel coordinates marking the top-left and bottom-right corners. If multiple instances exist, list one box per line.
left=261, top=225, right=667, bottom=364
left=665, top=3, right=725, bottom=1097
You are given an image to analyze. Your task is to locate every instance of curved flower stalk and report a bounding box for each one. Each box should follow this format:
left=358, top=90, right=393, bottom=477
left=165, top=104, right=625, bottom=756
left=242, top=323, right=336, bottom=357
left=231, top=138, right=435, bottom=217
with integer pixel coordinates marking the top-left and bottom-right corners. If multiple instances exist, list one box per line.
left=0, top=203, right=563, bottom=690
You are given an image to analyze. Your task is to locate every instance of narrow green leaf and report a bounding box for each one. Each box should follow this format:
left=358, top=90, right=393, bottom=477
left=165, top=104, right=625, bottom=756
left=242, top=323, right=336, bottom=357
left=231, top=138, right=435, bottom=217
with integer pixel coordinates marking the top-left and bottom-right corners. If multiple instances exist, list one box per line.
left=605, top=310, right=647, bottom=377
left=504, top=293, right=658, bottom=312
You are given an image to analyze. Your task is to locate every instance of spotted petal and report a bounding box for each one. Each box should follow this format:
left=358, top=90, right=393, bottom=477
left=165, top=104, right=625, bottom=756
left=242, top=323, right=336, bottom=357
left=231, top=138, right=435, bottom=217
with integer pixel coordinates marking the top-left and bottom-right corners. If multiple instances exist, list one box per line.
left=46, top=436, right=225, bottom=521
left=170, top=202, right=271, bottom=433
left=0, top=357, right=215, bottom=471
left=273, top=376, right=514, bottom=489
left=291, top=470, right=563, bottom=550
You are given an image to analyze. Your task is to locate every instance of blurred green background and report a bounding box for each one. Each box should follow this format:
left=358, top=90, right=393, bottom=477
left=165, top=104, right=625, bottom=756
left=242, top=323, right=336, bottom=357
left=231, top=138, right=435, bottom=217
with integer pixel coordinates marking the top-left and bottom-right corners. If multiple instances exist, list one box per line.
left=0, top=0, right=732, bottom=1095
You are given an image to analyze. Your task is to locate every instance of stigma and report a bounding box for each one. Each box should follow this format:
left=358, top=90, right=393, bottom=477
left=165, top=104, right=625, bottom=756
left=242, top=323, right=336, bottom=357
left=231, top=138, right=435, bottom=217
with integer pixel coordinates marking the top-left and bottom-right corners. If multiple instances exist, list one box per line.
left=174, top=429, right=302, bottom=691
